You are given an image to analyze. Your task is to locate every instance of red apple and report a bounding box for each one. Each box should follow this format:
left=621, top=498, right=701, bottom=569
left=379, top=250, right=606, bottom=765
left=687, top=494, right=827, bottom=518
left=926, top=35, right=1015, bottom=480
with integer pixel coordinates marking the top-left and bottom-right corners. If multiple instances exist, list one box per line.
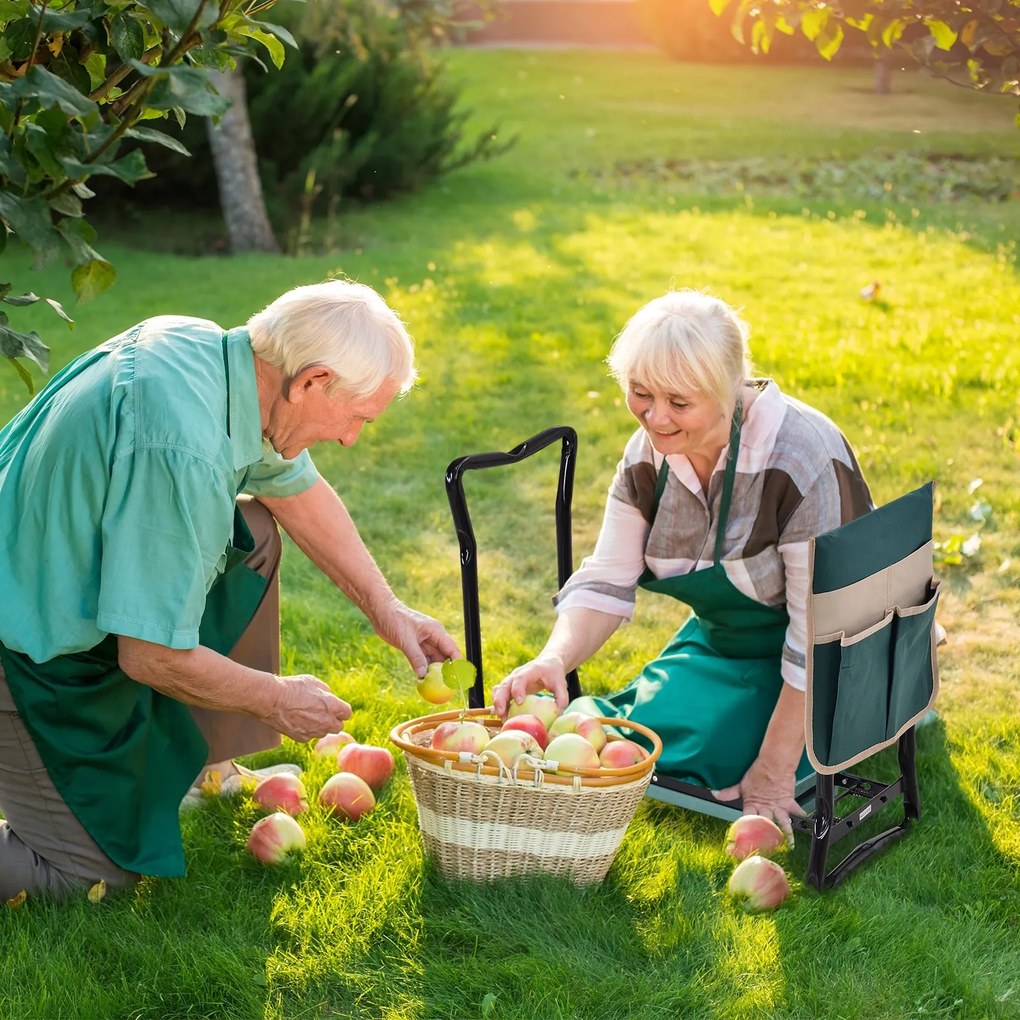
left=727, top=855, right=791, bottom=912
left=430, top=720, right=490, bottom=754
left=507, top=693, right=560, bottom=730
left=482, top=730, right=542, bottom=768
left=416, top=662, right=455, bottom=704
left=598, top=739, right=648, bottom=769
left=246, top=812, right=307, bottom=864
left=313, top=731, right=355, bottom=757
left=724, top=814, right=788, bottom=860
left=548, top=712, right=608, bottom=752
left=319, top=772, right=376, bottom=822
left=336, top=743, right=395, bottom=792
left=252, top=773, right=308, bottom=816
left=500, top=713, right=549, bottom=750
left=544, top=732, right=600, bottom=772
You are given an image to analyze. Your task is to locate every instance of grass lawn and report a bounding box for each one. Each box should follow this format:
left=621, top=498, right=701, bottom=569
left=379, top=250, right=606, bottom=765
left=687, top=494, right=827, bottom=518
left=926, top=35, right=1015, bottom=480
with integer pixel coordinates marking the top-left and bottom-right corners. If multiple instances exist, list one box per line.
left=2, top=50, right=1020, bottom=1020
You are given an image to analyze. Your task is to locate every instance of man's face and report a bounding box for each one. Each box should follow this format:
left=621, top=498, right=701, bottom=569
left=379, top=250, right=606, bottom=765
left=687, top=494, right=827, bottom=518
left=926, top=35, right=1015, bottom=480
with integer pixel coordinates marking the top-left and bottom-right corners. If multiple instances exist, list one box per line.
left=266, top=371, right=400, bottom=460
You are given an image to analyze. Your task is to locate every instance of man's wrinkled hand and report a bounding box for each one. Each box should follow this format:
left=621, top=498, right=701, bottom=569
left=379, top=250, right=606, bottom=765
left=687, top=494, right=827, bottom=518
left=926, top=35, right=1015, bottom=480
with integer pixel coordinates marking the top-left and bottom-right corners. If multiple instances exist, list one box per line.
left=266, top=674, right=351, bottom=743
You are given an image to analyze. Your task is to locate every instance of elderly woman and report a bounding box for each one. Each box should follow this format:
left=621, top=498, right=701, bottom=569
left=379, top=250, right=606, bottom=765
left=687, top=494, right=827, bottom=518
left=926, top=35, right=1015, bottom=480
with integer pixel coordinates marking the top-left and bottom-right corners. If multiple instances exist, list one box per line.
left=493, top=290, right=873, bottom=838
left=0, top=281, right=458, bottom=900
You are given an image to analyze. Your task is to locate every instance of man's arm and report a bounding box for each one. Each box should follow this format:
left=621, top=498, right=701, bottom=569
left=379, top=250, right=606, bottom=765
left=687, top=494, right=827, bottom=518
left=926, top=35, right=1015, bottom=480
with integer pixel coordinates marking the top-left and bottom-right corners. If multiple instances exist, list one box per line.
left=256, top=476, right=460, bottom=676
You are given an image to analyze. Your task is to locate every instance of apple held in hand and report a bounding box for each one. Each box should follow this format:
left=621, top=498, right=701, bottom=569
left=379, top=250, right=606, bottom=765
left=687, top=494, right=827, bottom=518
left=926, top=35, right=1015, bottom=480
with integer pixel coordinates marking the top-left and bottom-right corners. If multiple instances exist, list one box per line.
left=544, top=732, right=601, bottom=773
left=483, top=730, right=542, bottom=768
left=313, top=731, right=355, bottom=757
left=725, top=814, right=788, bottom=860
left=500, top=713, right=549, bottom=750
left=252, top=773, right=309, bottom=816
left=727, top=855, right=791, bottom=912
left=417, top=662, right=454, bottom=705
left=430, top=720, right=490, bottom=754
left=598, top=739, right=648, bottom=769
left=336, top=743, right=395, bottom=792
left=246, top=812, right=307, bottom=864
left=547, top=712, right=608, bottom=752
left=506, top=693, right=560, bottom=731
left=320, top=772, right=376, bottom=822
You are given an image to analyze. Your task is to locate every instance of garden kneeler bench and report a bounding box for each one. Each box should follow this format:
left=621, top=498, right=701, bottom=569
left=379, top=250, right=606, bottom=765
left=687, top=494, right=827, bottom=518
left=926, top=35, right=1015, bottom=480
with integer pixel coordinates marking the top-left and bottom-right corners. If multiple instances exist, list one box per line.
left=445, top=428, right=940, bottom=891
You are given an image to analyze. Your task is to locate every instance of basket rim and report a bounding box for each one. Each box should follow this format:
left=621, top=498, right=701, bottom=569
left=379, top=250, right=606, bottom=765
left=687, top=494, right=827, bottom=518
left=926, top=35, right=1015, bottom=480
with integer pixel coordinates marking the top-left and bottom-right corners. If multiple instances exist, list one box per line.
left=388, top=707, right=662, bottom=788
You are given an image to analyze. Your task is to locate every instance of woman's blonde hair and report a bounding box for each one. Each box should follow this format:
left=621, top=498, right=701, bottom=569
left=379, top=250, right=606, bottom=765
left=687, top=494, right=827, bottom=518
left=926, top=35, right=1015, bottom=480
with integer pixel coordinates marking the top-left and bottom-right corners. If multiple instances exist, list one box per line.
left=247, top=280, right=417, bottom=398
left=606, top=290, right=751, bottom=409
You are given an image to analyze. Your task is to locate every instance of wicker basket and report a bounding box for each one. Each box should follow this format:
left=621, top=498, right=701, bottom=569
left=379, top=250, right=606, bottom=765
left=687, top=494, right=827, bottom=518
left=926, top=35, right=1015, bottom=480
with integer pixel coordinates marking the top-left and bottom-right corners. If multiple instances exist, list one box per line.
left=389, top=708, right=662, bottom=886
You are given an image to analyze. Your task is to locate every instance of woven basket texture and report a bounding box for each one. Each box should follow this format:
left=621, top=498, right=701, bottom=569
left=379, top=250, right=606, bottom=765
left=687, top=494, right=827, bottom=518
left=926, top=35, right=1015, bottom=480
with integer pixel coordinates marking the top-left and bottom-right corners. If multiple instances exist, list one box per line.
left=399, top=723, right=653, bottom=885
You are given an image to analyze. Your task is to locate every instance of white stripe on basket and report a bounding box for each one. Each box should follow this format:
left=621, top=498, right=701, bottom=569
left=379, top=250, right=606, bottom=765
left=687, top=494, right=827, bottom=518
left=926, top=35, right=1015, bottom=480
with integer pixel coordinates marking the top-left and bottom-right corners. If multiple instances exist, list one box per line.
left=417, top=803, right=629, bottom=861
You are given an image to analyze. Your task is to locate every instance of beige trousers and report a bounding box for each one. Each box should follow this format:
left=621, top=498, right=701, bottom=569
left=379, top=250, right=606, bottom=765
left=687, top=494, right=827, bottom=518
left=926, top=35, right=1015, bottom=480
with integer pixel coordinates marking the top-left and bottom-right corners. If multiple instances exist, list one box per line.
left=0, top=496, right=282, bottom=900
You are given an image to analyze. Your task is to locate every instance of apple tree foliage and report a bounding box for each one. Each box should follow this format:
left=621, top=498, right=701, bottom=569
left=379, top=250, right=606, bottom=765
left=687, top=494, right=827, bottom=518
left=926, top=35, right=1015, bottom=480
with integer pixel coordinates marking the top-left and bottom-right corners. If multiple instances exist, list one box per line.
left=711, top=0, right=1020, bottom=119
left=0, top=0, right=295, bottom=392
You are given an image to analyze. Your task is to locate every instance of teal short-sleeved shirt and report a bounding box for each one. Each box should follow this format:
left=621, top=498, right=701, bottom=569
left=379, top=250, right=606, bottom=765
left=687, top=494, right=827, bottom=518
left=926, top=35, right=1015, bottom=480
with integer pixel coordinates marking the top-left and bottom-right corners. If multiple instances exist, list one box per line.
left=0, top=316, right=319, bottom=663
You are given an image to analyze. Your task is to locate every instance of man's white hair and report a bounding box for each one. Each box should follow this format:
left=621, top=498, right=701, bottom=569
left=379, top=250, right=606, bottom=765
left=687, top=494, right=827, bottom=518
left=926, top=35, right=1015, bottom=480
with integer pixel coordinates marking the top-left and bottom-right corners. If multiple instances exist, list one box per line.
left=247, top=280, right=417, bottom=398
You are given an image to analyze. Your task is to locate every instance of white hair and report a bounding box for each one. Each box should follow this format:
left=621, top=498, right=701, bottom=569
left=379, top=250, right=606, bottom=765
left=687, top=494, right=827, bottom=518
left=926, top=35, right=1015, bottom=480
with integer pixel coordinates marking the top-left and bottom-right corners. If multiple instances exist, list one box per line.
left=606, top=290, right=752, bottom=410
left=247, top=281, right=417, bottom=398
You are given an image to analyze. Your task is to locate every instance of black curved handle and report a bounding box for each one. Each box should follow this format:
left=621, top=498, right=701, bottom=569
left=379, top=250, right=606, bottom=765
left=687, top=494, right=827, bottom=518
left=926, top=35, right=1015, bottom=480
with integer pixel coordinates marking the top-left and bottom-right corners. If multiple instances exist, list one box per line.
left=445, top=426, right=581, bottom=708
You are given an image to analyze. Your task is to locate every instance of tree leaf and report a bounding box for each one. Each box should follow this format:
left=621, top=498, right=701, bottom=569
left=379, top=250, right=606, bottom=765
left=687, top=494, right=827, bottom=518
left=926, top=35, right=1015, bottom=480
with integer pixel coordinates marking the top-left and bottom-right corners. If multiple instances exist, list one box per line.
left=5, top=357, right=36, bottom=395
left=8, top=66, right=99, bottom=120
left=45, top=297, right=74, bottom=326
left=145, top=65, right=229, bottom=116
left=708, top=0, right=734, bottom=15
left=61, top=148, right=153, bottom=185
left=252, top=19, right=298, bottom=52
left=109, top=12, right=145, bottom=63
left=124, top=124, right=191, bottom=155
left=0, top=321, right=49, bottom=372
left=228, top=24, right=285, bottom=69
left=1, top=292, right=41, bottom=306
left=926, top=19, right=959, bottom=52
left=0, top=192, right=60, bottom=267
left=143, top=0, right=218, bottom=35
left=816, top=20, right=845, bottom=61
left=71, top=258, right=116, bottom=303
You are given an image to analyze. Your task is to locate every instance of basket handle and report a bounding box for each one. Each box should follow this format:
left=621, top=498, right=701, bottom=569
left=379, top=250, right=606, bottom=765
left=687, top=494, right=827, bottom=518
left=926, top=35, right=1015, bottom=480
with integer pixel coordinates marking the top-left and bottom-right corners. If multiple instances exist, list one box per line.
left=445, top=426, right=581, bottom=708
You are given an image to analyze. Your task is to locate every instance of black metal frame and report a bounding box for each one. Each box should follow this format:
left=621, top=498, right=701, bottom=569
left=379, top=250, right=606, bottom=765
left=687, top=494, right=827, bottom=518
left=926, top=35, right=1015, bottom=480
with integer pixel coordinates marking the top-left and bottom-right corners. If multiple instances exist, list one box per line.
left=444, top=427, right=922, bottom=891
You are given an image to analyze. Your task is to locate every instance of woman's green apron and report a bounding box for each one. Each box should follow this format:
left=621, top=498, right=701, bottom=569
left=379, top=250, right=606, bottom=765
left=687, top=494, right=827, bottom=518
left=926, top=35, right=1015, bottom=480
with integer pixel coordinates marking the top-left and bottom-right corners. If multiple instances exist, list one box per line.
left=0, top=337, right=268, bottom=877
left=576, top=403, right=810, bottom=790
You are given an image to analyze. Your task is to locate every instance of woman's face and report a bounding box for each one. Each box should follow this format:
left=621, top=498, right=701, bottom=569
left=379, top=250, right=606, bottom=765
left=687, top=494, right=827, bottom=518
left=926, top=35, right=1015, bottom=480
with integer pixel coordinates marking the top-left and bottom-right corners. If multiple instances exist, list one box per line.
left=625, top=380, right=731, bottom=460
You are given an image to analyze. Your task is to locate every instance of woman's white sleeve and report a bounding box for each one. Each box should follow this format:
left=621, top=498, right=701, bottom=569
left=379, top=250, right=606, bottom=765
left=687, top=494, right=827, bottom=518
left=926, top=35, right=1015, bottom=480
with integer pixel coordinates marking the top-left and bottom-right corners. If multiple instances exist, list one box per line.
left=778, top=539, right=809, bottom=691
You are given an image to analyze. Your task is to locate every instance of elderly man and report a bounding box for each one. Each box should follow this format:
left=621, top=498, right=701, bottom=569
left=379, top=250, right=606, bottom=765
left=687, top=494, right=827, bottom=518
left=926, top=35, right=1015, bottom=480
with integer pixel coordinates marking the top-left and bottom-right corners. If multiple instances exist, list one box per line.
left=0, top=280, right=458, bottom=900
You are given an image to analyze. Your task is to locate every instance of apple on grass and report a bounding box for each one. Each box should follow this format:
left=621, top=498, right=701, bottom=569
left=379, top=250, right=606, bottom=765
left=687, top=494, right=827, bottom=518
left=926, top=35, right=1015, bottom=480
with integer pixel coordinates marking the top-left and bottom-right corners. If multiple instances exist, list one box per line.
left=430, top=720, right=490, bottom=754
left=320, top=772, right=376, bottom=821
left=506, top=693, right=561, bottom=731
left=313, top=731, right=355, bottom=757
left=246, top=812, right=307, bottom=864
left=598, top=739, right=648, bottom=769
left=500, top=713, right=549, bottom=750
left=725, top=815, right=789, bottom=860
left=482, top=730, right=542, bottom=768
left=416, top=662, right=454, bottom=705
left=544, top=732, right=601, bottom=773
left=336, top=743, right=395, bottom=792
left=547, top=712, right=608, bottom=752
left=252, top=773, right=308, bottom=816
left=727, top=855, right=791, bottom=912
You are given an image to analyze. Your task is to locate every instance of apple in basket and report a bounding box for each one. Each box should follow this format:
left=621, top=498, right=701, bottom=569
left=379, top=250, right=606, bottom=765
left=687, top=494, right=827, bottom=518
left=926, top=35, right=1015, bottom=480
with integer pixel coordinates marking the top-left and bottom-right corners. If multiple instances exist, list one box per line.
left=246, top=812, right=307, bottom=864
left=724, top=814, right=788, bottom=860
left=727, top=855, right=791, bottom=912
left=544, top=732, right=601, bottom=772
left=507, top=693, right=560, bottom=730
left=598, top=739, right=648, bottom=769
left=499, top=713, right=549, bottom=750
left=483, top=730, right=542, bottom=768
left=313, top=731, right=355, bottom=757
left=320, top=772, right=376, bottom=821
left=337, top=743, right=394, bottom=791
left=252, top=773, right=308, bottom=816
left=416, top=662, right=455, bottom=705
left=548, top=712, right=608, bottom=752
left=430, top=720, right=490, bottom=754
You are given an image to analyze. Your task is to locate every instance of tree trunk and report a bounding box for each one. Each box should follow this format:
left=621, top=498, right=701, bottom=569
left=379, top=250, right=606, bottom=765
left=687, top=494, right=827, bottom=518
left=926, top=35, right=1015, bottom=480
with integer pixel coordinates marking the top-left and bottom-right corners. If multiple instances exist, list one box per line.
left=873, top=52, right=892, bottom=95
left=206, top=66, right=279, bottom=253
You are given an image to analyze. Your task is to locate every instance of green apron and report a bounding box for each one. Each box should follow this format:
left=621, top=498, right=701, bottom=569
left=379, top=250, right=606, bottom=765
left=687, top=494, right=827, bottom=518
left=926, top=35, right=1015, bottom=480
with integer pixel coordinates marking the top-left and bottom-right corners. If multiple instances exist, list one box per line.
left=576, top=403, right=810, bottom=789
left=0, top=337, right=268, bottom=877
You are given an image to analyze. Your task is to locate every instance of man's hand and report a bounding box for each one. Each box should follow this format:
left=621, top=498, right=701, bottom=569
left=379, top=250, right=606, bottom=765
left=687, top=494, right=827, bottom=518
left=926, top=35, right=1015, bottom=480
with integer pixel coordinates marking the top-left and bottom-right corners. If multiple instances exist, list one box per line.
left=372, top=600, right=461, bottom=678
left=491, top=656, right=570, bottom=718
left=263, top=674, right=352, bottom=743
left=712, top=756, right=805, bottom=847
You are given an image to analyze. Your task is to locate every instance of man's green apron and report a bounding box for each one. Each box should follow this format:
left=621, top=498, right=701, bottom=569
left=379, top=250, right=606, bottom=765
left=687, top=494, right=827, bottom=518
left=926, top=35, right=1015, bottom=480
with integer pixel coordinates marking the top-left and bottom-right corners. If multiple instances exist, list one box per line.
left=576, top=403, right=810, bottom=790
left=0, top=337, right=268, bottom=877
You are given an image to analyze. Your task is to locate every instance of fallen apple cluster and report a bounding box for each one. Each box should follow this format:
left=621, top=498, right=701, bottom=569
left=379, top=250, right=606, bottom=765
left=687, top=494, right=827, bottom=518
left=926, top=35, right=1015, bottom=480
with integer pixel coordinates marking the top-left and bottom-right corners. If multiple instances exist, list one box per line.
left=722, top=814, right=793, bottom=912
left=245, top=734, right=395, bottom=865
left=428, top=692, right=650, bottom=775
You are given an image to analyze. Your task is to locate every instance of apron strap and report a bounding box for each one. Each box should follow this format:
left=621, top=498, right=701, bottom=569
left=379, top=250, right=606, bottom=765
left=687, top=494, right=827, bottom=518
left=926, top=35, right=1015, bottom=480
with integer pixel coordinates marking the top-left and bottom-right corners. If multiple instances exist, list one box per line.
left=713, top=397, right=744, bottom=564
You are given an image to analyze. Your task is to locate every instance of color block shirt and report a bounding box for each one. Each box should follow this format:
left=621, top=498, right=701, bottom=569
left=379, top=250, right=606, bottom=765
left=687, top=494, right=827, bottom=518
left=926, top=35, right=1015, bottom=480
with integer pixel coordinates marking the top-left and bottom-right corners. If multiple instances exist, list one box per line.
left=554, top=380, right=873, bottom=690
left=0, top=316, right=318, bottom=663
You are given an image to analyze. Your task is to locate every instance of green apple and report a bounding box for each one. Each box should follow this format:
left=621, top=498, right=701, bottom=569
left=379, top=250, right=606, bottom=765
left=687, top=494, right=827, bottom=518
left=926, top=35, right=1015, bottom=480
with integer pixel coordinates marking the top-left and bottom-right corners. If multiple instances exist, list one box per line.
left=417, top=661, right=455, bottom=704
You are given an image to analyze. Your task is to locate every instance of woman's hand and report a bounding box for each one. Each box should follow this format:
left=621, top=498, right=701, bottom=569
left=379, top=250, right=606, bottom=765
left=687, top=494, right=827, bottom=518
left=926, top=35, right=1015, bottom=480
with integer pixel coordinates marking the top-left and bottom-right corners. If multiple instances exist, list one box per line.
left=712, top=755, right=805, bottom=846
left=491, top=657, right=570, bottom=718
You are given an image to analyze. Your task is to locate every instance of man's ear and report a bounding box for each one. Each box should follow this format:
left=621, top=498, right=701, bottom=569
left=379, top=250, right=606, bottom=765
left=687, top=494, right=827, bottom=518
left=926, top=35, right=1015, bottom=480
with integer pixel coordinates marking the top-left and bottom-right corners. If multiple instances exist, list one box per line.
left=285, top=365, right=335, bottom=403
